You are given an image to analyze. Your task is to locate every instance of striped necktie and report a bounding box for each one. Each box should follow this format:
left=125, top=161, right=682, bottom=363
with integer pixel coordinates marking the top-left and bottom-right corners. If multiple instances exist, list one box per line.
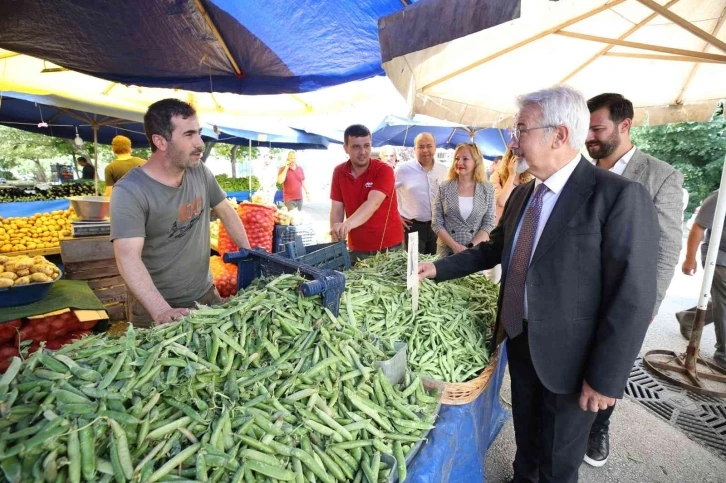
left=500, top=183, right=548, bottom=339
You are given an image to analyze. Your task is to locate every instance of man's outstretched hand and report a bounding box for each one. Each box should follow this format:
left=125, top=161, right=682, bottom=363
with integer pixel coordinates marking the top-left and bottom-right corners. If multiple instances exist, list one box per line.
left=418, top=262, right=437, bottom=281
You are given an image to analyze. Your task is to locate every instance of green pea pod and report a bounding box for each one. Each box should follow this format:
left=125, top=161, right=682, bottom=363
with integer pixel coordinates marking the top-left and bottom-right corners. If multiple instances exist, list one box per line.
left=67, top=423, right=81, bottom=483
left=0, top=455, right=21, bottom=483
left=79, top=422, right=96, bottom=482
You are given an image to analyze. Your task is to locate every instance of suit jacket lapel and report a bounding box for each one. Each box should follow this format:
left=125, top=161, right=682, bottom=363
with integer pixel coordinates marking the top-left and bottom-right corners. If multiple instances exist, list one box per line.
left=530, top=158, right=595, bottom=267
left=622, top=148, right=647, bottom=182
left=501, top=180, right=535, bottom=279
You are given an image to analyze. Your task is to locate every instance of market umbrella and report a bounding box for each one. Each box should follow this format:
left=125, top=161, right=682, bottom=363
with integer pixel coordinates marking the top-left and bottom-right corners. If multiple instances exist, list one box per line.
left=371, top=114, right=510, bottom=159
left=0, top=93, right=151, bottom=147
left=381, top=0, right=726, bottom=127
left=0, top=0, right=412, bottom=95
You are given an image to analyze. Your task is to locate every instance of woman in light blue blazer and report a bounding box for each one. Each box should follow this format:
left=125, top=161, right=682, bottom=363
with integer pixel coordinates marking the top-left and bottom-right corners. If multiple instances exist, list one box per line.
left=432, top=143, right=496, bottom=257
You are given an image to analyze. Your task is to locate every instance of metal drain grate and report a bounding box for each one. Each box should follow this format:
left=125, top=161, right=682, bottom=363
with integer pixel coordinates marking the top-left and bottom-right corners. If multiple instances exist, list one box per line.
left=626, top=358, right=726, bottom=459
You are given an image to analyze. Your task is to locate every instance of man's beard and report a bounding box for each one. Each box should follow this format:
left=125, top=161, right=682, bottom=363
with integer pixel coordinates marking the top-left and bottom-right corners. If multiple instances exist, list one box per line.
left=515, top=157, right=529, bottom=174
left=586, top=131, right=620, bottom=160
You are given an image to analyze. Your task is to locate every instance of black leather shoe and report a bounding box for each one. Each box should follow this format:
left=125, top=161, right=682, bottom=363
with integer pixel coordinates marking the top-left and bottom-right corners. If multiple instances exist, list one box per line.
left=583, top=428, right=609, bottom=467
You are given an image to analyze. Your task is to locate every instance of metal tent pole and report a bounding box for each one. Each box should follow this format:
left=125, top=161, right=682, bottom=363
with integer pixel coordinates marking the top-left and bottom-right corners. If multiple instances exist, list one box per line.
left=248, top=139, right=252, bottom=199
left=93, top=125, right=99, bottom=196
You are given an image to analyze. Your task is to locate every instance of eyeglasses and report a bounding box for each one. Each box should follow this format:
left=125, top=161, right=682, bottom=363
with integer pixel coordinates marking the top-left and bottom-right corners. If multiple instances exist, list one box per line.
left=509, top=125, right=557, bottom=141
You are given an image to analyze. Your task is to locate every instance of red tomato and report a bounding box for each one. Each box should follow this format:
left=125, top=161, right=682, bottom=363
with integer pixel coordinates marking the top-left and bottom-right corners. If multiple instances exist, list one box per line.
left=18, top=326, right=34, bottom=342
left=45, top=339, right=65, bottom=350
left=78, top=321, right=97, bottom=330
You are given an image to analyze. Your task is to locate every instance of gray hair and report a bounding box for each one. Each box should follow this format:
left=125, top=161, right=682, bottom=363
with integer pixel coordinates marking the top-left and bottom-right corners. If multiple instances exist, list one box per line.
left=516, top=85, right=589, bottom=150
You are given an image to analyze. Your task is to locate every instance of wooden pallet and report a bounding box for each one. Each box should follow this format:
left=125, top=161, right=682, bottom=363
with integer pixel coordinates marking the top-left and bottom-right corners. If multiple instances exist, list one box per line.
left=60, top=236, right=127, bottom=322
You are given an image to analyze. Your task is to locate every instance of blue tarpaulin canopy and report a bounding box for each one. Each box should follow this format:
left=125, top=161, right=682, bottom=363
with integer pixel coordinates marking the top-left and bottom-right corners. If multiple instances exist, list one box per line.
left=372, top=115, right=510, bottom=159
left=0, top=93, right=151, bottom=147
left=0, top=92, right=331, bottom=151
left=0, top=0, right=414, bottom=95
left=210, top=118, right=331, bottom=150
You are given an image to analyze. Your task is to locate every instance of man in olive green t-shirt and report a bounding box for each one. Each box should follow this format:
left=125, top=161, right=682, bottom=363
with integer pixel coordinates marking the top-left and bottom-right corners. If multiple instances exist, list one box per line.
left=105, top=135, right=146, bottom=197
left=111, top=99, right=251, bottom=326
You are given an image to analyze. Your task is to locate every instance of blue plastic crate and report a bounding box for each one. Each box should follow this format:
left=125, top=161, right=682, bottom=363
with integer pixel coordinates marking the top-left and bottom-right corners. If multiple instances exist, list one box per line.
left=273, top=224, right=316, bottom=253
left=223, top=248, right=346, bottom=316
left=279, top=238, right=351, bottom=271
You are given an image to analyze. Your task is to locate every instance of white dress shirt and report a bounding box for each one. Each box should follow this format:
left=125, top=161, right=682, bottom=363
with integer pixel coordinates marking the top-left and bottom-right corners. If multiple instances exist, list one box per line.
left=395, top=160, right=449, bottom=221
left=607, top=146, right=636, bottom=176
left=509, top=154, right=582, bottom=318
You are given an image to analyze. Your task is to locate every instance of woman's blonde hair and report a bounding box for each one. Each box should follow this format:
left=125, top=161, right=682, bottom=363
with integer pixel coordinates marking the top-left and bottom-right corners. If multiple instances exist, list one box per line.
left=496, top=148, right=532, bottom=185
left=448, top=143, right=487, bottom=183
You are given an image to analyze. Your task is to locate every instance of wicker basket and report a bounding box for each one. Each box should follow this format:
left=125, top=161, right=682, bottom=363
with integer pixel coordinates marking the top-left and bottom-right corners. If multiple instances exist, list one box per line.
left=422, top=347, right=500, bottom=406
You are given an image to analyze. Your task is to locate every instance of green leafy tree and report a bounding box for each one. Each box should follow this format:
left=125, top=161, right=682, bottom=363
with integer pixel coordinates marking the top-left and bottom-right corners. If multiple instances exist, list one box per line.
left=631, top=109, right=726, bottom=217
left=0, top=126, right=72, bottom=182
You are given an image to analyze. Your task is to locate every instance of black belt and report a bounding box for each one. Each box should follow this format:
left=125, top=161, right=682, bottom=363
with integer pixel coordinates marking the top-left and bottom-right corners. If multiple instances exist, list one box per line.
left=411, top=219, right=432, bottom=225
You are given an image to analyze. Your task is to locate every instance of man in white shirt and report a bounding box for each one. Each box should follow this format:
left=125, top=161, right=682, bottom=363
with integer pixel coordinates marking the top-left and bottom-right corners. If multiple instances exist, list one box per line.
left=395, top=132, right=449, bottom=254
left=584, top=93, right=684, bottom=468
left=418, top=86, right=659, bottom=483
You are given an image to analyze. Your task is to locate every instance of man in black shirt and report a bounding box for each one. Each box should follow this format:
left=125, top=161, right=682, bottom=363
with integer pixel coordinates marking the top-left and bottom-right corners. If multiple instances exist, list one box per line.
left=78, top=156, right=95, bottom=180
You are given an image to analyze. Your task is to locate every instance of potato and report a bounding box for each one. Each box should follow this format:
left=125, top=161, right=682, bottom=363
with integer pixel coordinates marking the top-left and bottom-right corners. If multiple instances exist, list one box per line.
left=4, top=263, right=17, bottom=273
left=31, top=265, right=55, bottom=277
left=13, top=276, right=31, bottom=286
left=32, top=256, right=47, bottom=265
left=14, top=261, right=32, bottom=271
left=0, top=272, right=17, bottom=281
left=16, top=269, right=30, bottom=277
left=30, top=273, right=52, bottom=283
left=0, top=278, right=13, bottom=288
left=0, top=255, right=8, bottom=264
left=0, top=265, right=3, bottom=273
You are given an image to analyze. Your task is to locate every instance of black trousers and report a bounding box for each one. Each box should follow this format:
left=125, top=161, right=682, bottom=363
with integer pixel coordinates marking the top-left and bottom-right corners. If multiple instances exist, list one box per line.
left=403, top=220, right=437, bottom=255
left=508, top=329, right=596, bottom=483
left=592, top=402, right=615, bottom=432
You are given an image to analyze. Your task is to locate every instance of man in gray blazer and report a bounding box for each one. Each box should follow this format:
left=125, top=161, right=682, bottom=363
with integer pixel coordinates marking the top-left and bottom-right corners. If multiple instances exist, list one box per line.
left=584, top=93, right=684, bottom=468
left=419, top=86, right=659, bottom=483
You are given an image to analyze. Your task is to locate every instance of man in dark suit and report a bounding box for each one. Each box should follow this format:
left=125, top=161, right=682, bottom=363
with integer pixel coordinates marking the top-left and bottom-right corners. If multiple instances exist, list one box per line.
left=419, top=86, right=660, bottom=483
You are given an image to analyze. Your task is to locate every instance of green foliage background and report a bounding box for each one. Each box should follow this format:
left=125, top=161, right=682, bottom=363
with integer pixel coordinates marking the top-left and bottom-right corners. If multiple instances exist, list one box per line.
left=631, top=103, right=726, bottom=218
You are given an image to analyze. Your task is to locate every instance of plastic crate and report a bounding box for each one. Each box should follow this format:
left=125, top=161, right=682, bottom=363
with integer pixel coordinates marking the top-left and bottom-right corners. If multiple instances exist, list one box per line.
left=279, top=238, right=351, bottom=271
left=273, top=224, right=316, bottom=253
left=223, top=248, right=346, bottom=316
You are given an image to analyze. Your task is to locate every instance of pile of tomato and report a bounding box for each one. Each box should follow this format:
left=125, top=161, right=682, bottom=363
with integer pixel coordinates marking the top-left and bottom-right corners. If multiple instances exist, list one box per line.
left=238, top=202, right=276, bottom=253
left=217, top=225, right=238, bottom=256
left=210, top=255, right=238, bottom=298
left=217, top=202, right=276, bottom=255
left=0, top=313, right=98, bottom=371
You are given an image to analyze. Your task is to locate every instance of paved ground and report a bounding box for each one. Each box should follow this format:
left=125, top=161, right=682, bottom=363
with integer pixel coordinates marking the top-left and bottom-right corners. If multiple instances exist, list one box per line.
left=301, top=202, right=726, bottom=481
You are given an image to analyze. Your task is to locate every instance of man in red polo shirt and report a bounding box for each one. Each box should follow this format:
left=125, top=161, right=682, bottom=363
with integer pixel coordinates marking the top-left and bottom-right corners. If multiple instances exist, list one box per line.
left=330, top=124, right=403, bottom=263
